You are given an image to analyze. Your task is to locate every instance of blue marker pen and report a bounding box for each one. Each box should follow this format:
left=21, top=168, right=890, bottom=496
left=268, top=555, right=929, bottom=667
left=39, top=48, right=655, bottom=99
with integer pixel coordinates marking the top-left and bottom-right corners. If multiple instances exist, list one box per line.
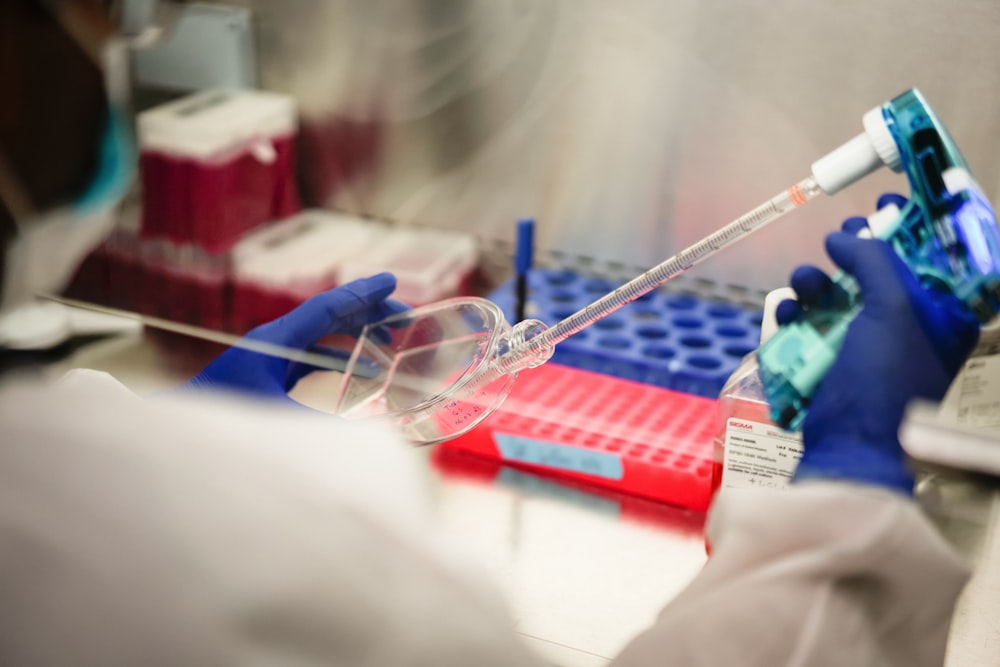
left=515, top=218, right=535, bottom=322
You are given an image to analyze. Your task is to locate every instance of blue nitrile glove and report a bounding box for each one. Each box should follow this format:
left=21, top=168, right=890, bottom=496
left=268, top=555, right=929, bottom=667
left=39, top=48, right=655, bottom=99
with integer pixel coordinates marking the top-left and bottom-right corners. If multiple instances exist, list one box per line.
left=775, top=194, right=981, bottom=495
left=182, top=273, right=409, bottom=404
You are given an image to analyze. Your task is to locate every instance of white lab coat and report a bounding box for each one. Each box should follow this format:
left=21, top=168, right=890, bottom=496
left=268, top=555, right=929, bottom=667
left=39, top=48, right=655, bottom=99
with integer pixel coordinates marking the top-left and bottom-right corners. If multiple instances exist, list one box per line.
left=0, top=370, right=969, bottom=666
left=612, top=485, right=968, bottom=667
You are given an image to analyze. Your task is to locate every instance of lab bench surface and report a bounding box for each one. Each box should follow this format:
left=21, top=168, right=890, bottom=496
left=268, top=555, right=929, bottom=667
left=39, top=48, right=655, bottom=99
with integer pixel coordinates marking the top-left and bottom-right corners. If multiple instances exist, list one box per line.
left=30, top=331, right=1000, bottom=667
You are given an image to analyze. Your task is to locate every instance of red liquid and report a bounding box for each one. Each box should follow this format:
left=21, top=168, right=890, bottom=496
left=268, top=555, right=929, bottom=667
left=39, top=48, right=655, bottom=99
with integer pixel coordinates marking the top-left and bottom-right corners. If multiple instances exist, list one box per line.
left=297, top=117, right=383, bottom=205
left=710, top=370, right=774, bottom=497
left=710, top=458, right=724, bottom=496
left=140, top=134, right=301, bottom=253
left=64, top=248, right=111, bottom=303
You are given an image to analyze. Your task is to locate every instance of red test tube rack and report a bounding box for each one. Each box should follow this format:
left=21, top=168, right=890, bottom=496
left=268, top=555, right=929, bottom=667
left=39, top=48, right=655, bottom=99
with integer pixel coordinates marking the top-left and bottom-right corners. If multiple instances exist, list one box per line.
left=438, top=362, right=718, bottom=511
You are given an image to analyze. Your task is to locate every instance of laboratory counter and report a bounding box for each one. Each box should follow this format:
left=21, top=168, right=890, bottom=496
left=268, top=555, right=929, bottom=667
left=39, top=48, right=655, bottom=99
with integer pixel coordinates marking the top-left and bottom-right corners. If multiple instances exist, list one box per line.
left=19, top=330, right=1000, bottom=667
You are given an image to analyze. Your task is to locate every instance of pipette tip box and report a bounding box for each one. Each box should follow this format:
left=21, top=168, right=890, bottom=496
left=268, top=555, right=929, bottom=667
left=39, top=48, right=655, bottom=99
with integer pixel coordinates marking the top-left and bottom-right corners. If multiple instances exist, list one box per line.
left=230, top=210, right=386, bottom=332
left=137, top=89, right=301, bottom=253
left=488, top=269, right=763, bottom=399
left=437, top=362, right=717, bottom=511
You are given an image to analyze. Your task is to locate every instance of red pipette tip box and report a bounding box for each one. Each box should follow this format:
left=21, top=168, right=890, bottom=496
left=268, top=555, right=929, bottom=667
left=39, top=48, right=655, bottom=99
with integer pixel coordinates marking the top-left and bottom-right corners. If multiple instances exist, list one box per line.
left=438, top=362, right=718, bottom=511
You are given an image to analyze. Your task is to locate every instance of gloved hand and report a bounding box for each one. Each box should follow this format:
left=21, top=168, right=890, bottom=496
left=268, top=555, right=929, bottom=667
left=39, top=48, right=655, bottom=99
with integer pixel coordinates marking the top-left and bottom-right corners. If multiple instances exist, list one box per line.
left=776, top=194, right=981, bottom=494
left=182, top=273, right=409, bottom=405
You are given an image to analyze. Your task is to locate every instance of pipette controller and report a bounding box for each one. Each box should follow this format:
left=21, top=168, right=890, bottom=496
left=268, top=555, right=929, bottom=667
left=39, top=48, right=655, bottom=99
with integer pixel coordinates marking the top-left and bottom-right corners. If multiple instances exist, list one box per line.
left=759, top=88, right=1000, bottom=430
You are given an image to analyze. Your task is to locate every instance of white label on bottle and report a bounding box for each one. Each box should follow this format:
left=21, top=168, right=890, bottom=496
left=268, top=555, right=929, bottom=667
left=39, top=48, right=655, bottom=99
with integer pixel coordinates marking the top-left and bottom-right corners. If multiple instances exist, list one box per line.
left=950, top=356, right=1000, bottom=428
left=722, top=418, right=804, bottom=490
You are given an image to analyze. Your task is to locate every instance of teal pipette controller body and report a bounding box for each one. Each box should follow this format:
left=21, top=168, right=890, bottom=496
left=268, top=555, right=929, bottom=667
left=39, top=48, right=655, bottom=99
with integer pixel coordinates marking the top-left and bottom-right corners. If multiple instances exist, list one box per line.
left=759, top=88, right=1000, bottom=431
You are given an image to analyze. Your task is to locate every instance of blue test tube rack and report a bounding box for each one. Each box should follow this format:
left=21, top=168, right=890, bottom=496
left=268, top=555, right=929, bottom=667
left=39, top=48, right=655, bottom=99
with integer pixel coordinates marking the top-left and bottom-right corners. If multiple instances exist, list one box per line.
left=488, top=268, right=763, bottom=399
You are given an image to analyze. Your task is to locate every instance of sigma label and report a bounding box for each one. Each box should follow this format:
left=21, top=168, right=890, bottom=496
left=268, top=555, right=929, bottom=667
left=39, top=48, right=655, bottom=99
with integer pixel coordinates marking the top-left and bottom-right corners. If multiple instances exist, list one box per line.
left=722, top=418, right=804, bottom=490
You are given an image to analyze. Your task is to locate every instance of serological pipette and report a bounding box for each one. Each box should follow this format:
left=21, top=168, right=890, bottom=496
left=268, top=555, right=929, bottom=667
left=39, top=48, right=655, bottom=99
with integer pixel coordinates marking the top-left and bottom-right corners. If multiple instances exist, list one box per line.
left=490, top=109, right=904, bottom=375
left=488, top=176, right=825, bottom=376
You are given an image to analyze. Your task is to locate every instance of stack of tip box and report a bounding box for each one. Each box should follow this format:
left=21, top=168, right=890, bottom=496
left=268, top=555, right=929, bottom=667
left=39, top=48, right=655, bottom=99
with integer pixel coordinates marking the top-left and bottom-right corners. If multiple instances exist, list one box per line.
left=230, top=210, right=477, bottom=332
left=69, top=89, right=479, bottom=333
left=437, top=268, right=763, bottom=512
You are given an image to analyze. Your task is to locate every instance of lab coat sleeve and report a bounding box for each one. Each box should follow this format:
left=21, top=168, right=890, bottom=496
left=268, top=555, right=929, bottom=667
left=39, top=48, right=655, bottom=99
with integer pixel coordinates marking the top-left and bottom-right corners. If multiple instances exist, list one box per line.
left=0, top=371, right=549, bottom=667
left=611, top=483, right=969, bottom=667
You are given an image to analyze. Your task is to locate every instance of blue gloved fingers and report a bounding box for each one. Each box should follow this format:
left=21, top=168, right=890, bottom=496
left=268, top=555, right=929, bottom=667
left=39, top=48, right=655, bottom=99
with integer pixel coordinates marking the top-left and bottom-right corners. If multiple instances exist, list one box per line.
left=383, top=298, right=412, bottom=317
left=826, top=229, right=980, bottom=378
left=876, top=192, right=908, bottom=210
left=363, top=324, right=393, bottom=346
left=840, top=216, right=869, bottom=235
left=371, top=298, right=411, bottom=328
left=826, top=231, right=960, bottom=337
left=824, top=233, right=912, bottom=317
left=348, top=298, right=411, bottom=345
left=365, top=325, right=396, bottom=346
left=775, top=298, right=801, bottom=326
left=790, top=192, right=986, bottom=496
left=179, top=274, right=407, bottom=402
left=789, top=264, right=843, bottom=311
left=382, top=302, right=416, bottom=328
left=827, top=232, right=979, bottom=374
left=925, top=291, right=981, bottom=375
left=303, top=272, right=403, bottom=333
left=284, top=297, right=411, bottom=387
left=796, top=234, right=918, bottom=493
left=785, top=202, right=913, bottom=318
left=250, top=273, right=400, bottom=350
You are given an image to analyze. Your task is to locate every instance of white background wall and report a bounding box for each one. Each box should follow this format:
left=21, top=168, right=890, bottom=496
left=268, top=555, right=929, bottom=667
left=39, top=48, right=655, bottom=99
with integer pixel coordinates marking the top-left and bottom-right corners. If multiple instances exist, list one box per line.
left=235, top=0, right=1000, bottom=292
